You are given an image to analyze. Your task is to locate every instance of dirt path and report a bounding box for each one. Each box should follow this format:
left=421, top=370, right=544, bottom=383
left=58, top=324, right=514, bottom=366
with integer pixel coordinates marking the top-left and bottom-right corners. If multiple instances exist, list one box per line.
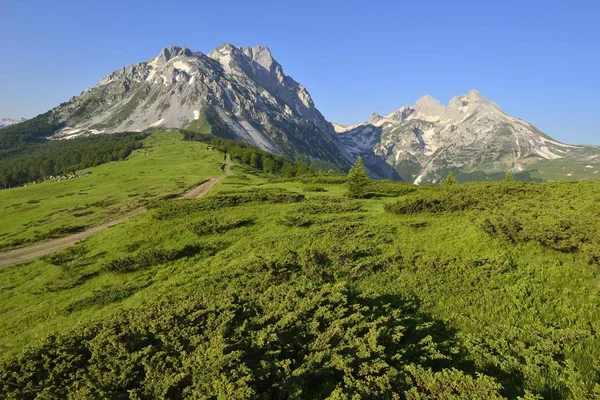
left=179, top=154, right=232, bottom=199
left=0, top=155, right=233, bottom=268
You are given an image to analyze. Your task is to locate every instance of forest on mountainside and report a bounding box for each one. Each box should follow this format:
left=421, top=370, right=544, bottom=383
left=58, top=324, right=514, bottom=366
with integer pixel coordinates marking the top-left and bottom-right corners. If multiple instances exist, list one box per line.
left=0, top=133, right=145, bottom=188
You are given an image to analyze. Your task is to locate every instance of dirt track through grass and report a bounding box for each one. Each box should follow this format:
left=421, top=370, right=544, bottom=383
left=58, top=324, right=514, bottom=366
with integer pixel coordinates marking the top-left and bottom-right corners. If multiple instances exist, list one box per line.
left=0, top=156, right=232, bottom=268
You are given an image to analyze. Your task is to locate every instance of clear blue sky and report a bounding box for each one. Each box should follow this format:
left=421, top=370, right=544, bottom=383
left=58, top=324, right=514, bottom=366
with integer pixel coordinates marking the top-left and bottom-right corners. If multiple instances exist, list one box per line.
left=1, top=0, right=599, bottom=144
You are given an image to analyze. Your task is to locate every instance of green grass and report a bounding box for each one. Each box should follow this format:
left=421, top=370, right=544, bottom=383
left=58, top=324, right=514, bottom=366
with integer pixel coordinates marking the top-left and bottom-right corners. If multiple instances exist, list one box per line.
left=1, top=135, right=600, bottom=398
left=0, top=132, right=225, bottom=250
left=530, top=158, right=600, bottom=180
left=185, top=112, right=212, bottom=133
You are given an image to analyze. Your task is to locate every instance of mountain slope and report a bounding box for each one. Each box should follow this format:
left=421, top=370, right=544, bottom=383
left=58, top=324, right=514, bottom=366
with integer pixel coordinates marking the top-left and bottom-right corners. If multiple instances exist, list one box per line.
left=0, top=118, right=26, bottom=129
left=336, top=90, right=600, bottom=183
left=44, top=45, right=351, bottom=171
left=4, top=48, right=598, bottom=183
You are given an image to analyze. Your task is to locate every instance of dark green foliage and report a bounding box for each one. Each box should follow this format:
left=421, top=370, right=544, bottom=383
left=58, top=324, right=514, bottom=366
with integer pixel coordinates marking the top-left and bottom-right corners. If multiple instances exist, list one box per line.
left=183, top=130, right=334, bottom=177
left=0, top=111, right=65, bottom=159
left=33, top=225, right=87, bottom=241
left=365, top=179, right=416, bottom=197
left=42, top=245, right=89, bottom=268
left=188, top=215, right=253, bottom=236
left=103, top=243, right=219, bottom=273
left=277, top=212, right=313, bottom=227
left=153, top=189, right=305, bottom=220
left=443, top=171, right=457, bottom=186
left=0, top=280, right=490, bottom=398
left=480, top=203, right=600, bottom=263
left=296, top=198, right=363, bottom=214
left=0, top=133, right=145, bottom=188
left=65, top=281, right=150, bottom=313
left=347, top=156, right=370, bottom=198
left=384, top=189, right=478, bottom=214
left=388, top=180, right=600, bottom=264
left=302, top=185, right=326, bottom=192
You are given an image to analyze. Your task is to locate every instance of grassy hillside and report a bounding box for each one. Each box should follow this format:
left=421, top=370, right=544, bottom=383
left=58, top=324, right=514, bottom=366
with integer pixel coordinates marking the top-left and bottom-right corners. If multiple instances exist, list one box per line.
left=0, top=132, right=224, bottom=250
left=1, top=133, right=600, bottom=398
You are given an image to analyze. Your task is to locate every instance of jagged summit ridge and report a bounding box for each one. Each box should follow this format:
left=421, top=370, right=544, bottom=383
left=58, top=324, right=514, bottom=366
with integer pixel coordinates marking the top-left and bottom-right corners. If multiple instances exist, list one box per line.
left=336, top=89, right=594, bottom=184
left=48, top=43, right=351, bottom=171
left=21, top=45, right=598, bottom=183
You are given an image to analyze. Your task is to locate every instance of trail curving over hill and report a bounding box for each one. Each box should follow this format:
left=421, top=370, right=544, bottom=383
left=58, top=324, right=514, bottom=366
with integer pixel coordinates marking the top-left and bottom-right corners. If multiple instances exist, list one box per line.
left=0, top=155, right=233, bottom=268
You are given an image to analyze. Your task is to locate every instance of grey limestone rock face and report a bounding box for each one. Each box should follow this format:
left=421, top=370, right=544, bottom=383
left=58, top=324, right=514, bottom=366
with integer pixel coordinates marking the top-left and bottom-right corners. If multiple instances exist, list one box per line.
left=336, top=89, right=598, bottom=183
left=50, top=43, right=351, bottom=171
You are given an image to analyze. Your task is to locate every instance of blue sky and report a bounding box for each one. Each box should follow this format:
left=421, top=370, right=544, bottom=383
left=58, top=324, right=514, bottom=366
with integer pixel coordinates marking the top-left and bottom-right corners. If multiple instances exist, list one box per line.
left=1, top=0, right=599, bottom=143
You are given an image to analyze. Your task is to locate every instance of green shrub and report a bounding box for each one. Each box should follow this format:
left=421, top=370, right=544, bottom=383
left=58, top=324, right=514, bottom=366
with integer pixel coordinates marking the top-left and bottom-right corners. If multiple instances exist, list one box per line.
left=65, top=281, right=150, bottom=313
left=384, top=190, right=478, bottom=214
left=42, top=245, right=89, bottom=268
left=277, top=213, right=312, bottom=227
left=302, top=185, right=327, bottom=192
left=104, top=243, right=220, bottom=273
left=297, top=199, right=362, bottom=214
left=153, top=190, right=305, bottom=220
left=188, top=216, right=252, bottom=236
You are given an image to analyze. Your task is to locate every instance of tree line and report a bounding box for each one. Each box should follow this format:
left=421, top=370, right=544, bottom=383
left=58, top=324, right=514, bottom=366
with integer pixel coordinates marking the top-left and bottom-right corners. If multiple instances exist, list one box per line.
left=182, top=130, right=331, bottom=178
left=0, top=133, right=145, bottom=188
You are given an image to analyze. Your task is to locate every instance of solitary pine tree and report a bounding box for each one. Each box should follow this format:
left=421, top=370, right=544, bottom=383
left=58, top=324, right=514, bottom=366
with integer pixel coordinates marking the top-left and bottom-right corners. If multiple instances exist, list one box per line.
left=443, top=172, right=457, bottom=187
left=347, top=157, right=369, bottom=198
left=505, top=171, right=514, bottom=182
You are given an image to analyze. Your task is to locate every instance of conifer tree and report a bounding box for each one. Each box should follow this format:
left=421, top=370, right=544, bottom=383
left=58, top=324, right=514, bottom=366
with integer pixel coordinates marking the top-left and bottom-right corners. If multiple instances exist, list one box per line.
left=443, top=172, right=457, bottom=187
left=347, top=156, right=369, bottom=198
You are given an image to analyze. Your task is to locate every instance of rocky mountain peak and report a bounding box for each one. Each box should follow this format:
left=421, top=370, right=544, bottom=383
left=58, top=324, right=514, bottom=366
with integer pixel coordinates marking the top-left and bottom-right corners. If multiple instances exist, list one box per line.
left=156, top=46, right=194, bottom=63
left=464, top=89, right=487, bottom=102
left=413, top=95, right=446, bottom=117
left=239, top=45, right=277, bottom=72
left=369, top=113, right=384, bottom=124
left=448, top=89, right=491, bottom=109
left=385, top=105, right=414, bottom=122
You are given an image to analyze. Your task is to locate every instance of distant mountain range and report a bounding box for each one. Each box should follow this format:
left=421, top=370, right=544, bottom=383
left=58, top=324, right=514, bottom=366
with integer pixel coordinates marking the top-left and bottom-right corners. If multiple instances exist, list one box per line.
left=335, top=90, right=600, bottom=183
left=0, top=118, right=27, bottom=129
left=4, top=44, right=599, bottom=182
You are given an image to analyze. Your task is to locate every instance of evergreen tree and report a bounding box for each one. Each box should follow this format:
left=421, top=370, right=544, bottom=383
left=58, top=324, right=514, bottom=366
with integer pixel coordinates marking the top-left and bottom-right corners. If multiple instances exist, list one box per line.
left=443, top=172, right=457, bottom=187
left=505, top=171, right=515, bottom=182
left=347, top=156, right=369, bottom=198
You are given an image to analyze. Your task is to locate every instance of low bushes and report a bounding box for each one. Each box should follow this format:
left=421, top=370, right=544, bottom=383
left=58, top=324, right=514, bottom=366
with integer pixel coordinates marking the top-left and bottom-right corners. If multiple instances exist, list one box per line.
left=480, top=206, right=600, bottom=263
left=277, top=213, right=313, bottom=228
left=384, top=189, right=479, bottom=214
left=302, top=185, right=327, bottom=192
left=296, top=199, right=362, bottom=214
left=103, top=243, right=220, bottom=273
left=188, top=216, right=252, bottom=236
left=65, top=281, right=150, bottom=313
left=42, top=245, right=89, bottom=268
left=153, top=189, right=305, bottom=220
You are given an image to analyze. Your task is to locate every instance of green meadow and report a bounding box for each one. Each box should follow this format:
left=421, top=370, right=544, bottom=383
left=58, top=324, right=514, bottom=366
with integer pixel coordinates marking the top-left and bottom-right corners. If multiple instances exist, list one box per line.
left=1, top=132, right=600, bottom=398
left=0, top=132, right=224, bottom=250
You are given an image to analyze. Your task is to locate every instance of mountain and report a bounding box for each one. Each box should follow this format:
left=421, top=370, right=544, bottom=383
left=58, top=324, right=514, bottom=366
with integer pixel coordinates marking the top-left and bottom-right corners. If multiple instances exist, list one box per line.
left=7, top=44, right=598, bottom=182
left=0, top=118, right=26, bottom=129
left=335, top=90, right=600, bottom=183
left=41, top=44, right=352, bottom=172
